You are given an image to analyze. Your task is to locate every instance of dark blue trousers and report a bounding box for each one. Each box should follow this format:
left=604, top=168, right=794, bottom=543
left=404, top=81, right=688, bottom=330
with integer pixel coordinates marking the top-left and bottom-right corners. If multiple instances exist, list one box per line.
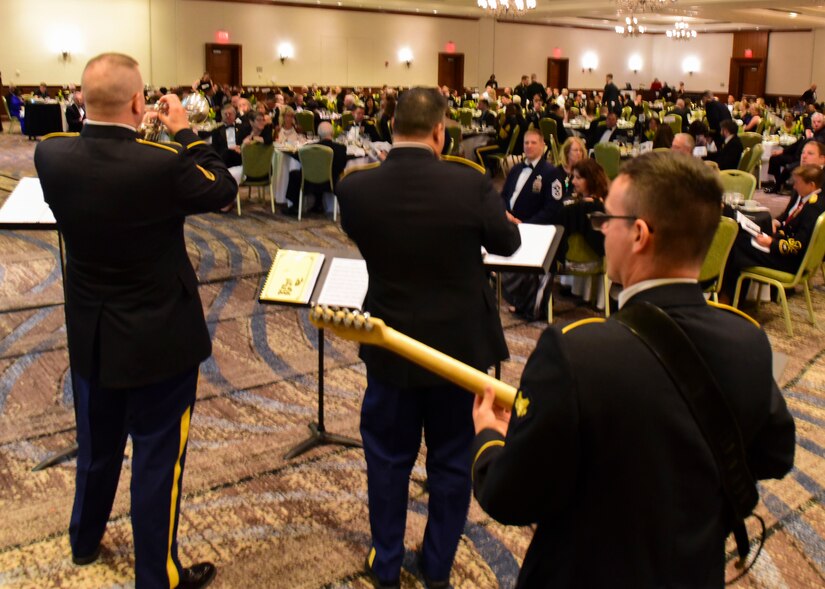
left=70, top=367, right=198, bottom=589
left=361, top=373, right=475, bottom=584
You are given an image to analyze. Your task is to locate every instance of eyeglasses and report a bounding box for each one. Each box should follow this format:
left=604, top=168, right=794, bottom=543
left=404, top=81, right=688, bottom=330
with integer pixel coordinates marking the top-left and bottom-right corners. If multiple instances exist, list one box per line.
left=588, top=211, right=638, bottom=231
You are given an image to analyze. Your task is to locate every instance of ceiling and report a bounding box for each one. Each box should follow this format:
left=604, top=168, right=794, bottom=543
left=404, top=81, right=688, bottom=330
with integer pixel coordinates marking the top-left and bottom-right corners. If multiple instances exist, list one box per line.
left=228, top=0, right=825, bottom=33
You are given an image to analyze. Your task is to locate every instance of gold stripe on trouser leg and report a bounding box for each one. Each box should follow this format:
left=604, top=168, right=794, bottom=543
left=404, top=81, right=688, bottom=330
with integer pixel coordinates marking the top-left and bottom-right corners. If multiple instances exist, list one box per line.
left=166, top=405, right=192, bottom=588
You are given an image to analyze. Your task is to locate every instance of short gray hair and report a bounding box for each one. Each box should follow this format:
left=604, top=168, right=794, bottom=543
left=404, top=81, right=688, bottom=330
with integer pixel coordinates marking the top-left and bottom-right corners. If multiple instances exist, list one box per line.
left=317, top=121, right=333, bottom=139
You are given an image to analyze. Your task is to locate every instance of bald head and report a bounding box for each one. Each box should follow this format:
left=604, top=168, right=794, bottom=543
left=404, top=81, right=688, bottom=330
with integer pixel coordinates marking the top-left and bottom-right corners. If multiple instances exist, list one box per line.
left=82, top=53, right=143, bottom=124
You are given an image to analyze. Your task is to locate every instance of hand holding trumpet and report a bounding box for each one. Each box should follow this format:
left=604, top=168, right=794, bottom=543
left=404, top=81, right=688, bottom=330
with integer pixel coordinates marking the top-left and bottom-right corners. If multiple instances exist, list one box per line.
left=156, top=94, right=191, bottom=136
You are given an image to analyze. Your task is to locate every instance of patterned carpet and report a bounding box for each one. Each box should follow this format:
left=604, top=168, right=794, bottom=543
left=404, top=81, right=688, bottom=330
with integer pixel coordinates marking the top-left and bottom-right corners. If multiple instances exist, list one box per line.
left=0, top=130, right=823, bottom=588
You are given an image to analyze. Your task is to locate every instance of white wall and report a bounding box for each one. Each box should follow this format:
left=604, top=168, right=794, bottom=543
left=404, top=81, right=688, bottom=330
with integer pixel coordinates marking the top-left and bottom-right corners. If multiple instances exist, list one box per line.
left=2, top=0, right=152, bottom=86
left=0, top=0, right=821, bottom=95
left=767, top=31, right=813, bottom=95
left=176, top=1, right=481, bottom=88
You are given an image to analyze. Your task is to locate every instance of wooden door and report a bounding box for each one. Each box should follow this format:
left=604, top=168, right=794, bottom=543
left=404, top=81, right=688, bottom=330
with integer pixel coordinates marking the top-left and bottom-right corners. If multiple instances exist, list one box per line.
left=205, top=44, right=242, bottom=87
left=437, top=53, right=464, bottom=91
left=728, top=58, right=765, bottom=99
left=547, top=58, right=569, bottom=90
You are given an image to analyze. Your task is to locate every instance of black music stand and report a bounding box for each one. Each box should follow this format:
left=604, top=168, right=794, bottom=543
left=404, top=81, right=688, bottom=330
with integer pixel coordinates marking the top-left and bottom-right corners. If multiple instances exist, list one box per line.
left=258, top=246, right=363, bottom=460
left=0, top=178, right=78, bottom=471
left=483, top=224, right=564, bottom=379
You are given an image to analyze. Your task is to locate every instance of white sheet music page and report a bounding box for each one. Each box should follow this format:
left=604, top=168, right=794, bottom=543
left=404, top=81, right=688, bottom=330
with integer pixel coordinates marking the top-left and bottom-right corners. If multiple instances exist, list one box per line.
left=316, top=257, right=369, bottom=310
left=0, top=177, right=56, bottom=224
left=483, top=224, right=557, bottom=268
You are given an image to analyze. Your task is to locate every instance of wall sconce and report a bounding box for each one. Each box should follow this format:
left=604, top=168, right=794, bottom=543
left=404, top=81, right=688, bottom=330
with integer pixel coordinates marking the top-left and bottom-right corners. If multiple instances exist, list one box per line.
left=682, top=56, right=700, bottom=76
left=278, top=42, right=294, bottom=64
left=61, top=50, right=70, bottom=62
left=398, top=47, right=414, bottom=68
left=628, top=54, right=642, bottom=74
left=581, top=51, right=598, bottom=73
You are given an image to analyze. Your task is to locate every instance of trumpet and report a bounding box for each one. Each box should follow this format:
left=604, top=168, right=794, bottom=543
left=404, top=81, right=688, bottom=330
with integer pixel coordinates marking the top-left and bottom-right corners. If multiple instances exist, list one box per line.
left=139, top=93, right=211, bottom=141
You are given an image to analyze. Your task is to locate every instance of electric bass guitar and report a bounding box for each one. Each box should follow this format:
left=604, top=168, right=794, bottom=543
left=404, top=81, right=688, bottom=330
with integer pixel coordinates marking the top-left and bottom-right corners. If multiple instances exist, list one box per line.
left=308, top=305, right=517, bottom=409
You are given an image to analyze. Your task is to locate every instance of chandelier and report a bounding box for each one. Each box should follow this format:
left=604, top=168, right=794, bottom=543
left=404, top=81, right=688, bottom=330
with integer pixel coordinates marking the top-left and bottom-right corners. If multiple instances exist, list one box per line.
left=477, top=0, right=537, bottom=17
left=615, top=15, right=646, bottom=37
left=615, top=0, right=677, bottom=14
left=666, top=20, right=697, bottom=40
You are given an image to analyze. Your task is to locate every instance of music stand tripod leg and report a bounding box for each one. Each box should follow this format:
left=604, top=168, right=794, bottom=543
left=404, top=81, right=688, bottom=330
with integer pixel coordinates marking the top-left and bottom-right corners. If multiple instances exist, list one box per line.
left=283, top=326, right=362, bottom=460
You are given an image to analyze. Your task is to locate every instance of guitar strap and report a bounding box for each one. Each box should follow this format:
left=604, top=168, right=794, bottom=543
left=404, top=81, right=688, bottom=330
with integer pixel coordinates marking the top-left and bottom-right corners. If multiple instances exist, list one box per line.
left=613, top=302, right=760, bottom=576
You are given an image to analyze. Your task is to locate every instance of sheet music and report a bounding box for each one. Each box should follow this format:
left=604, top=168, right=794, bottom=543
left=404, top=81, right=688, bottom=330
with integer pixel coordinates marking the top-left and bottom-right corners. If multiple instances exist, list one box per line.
left=483, top=224, right=557, bottom=268
left=316, top=257, right=369, bottom=310
left=736, top=210, right=763, bottom=238
left=0, top=177, right=56, bottom=225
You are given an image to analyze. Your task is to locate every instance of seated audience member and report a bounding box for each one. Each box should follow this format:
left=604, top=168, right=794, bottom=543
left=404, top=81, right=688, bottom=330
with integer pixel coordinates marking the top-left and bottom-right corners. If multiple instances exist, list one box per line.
left=364, top=95, right=379, bottom=118
left=500, top=130, right=567, bottom=319
left=650, top=77, right=663, bottom=92
left=6, top=86, right=26, bottom=134
left=552, top=158, right=608, bottom=266
left=767, top=112, right=825, bottom=193
left=558, top=136, right=589, bottom=199
left=277, top=106, right=302, bottom=143
left=671, top=132, right=696, bottom=156
left=474, top=98, right=499, bottom=130
left=211, top=104, right=247, bottom=183
left=33, top=82, right=50, bottom=99
left=587, top=111, right=628, bottom=149
left=65, top=90, right=86, bottom=132
left=741, top=103, right=762, bottom=132
left=670, top=98, right=690, bottom=132
left=706, top=119, right=743, bottom=170
left=472, top=152, right=794, bottom=589
left=346, top=106, right=381, bottom=141
left=237, top=97, right=254, bottom=125
left=377, top=95, right=395, bottom=142
left=241, top=111, right=274, bottom=148
left=292, top=92, right=306, bottom=112
left=652, top=124, right=675, bottom=149
left=780, top=112, right=798, bottom=135
left=546, top=103, right=568, bottom=144
left=526, top=95, right=545, bottom=129
left=295, top=121, right=349, bottom=214
left=723, top=164, right=825, bottom=302
left=476, top=104, right=526, bottom=173
left=687, top=119, right=710, bottom=147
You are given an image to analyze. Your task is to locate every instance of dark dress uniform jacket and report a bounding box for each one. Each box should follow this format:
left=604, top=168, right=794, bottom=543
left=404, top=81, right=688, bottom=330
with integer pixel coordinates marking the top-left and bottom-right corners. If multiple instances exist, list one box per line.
left=472, top=284, right=795, bottom=588
left=501, top=160, right=566, bottom=224
left=337, top=146, right=521, bottom=388
left=34, top=125, right=237, bottom=388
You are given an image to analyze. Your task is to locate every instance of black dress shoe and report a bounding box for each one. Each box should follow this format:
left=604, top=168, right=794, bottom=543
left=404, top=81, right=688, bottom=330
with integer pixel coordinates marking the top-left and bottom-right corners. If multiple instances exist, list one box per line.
left=364, top=556, right=400, bottom=589
left=762, top=184, right=779, bottom=194
left=417, top=553, right=450, bottom=589
left=72, top=545, right=101, bottom=566
left=178, top=562, right=217, bottom=588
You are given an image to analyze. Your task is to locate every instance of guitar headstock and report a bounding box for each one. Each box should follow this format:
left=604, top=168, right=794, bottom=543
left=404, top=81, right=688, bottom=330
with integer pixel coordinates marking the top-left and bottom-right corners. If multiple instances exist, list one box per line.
left=308, top=305, right=389, bottom=346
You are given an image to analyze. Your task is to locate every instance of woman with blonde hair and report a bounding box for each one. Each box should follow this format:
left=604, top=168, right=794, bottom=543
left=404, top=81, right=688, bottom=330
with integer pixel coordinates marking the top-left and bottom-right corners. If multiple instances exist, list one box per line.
left=558, top=136, right=588, bottom=199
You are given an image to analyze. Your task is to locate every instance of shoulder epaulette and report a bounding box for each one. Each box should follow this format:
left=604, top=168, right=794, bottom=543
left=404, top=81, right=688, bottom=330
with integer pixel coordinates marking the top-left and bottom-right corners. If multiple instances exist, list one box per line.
left=442, top=155, right=485, bottom=174
left=706, top=301, right=760, bottom=327
left=135, top=138, right=183, bottom=154
left=339, top=161, right=381, bottom=181
left=41, top=132, right=79, bottom=141
left=562, top=317, right=606, bottom=334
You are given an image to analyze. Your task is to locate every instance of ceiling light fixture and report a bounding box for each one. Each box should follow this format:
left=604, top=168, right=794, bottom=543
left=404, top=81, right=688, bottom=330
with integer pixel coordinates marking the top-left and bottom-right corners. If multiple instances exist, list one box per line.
left=477, top=0, right=537, bottom=18
left=615, top=0, right=677, bottom=14
left=666, top=19, right=697, bottom=40
left=615, top=15, right=646, bottom=37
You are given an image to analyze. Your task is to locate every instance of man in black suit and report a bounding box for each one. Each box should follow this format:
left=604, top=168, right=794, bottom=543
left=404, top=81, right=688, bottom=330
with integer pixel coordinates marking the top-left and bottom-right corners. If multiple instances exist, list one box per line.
left=514, top=75, right=530, bottom=104
left=301, top=121, right=349, bottom=213
left=546, top=103, right=569, bottom=144
left=34, top=52, right=236, bottom=589
left=801, top=83, right=817, bottom=105
left=345, top=105, right=380, bottom=141
left=33, top=82, right=49, bottom=99
left=587, top=111, right=628, bottom=149
left=337, top=87, right=520, bottom=589
left=707, top=119, right=744, bottom=170
left=473, top=98, right=499, bottom=131
left=211, top=103, right=249, bottom=183
left=526, top=73, right=547, bottom=103
left=472, top=152, right=795, bottom=588
left=701, top=90, right=733, bottom=147
left=603, top=73, right=621, bottom=114
left=65, top=89, right=86, bottom=132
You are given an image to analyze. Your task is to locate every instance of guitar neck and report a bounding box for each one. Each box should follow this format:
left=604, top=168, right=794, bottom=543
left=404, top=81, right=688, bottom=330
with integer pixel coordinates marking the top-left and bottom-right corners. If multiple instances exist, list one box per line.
left=379, top=326, right=517, bottom=408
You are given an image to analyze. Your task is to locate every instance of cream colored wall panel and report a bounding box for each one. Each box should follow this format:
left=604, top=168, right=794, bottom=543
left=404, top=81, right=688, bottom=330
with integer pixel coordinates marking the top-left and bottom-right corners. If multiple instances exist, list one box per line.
left=650, top=34, right=733, bottom=94
left=812, top=29, right=825, bottom=94
left=320, top=37, right=349, bottom=87
left=1, top=0, right=151, bottom=86
left=767, top=31, right=813, bottom=96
